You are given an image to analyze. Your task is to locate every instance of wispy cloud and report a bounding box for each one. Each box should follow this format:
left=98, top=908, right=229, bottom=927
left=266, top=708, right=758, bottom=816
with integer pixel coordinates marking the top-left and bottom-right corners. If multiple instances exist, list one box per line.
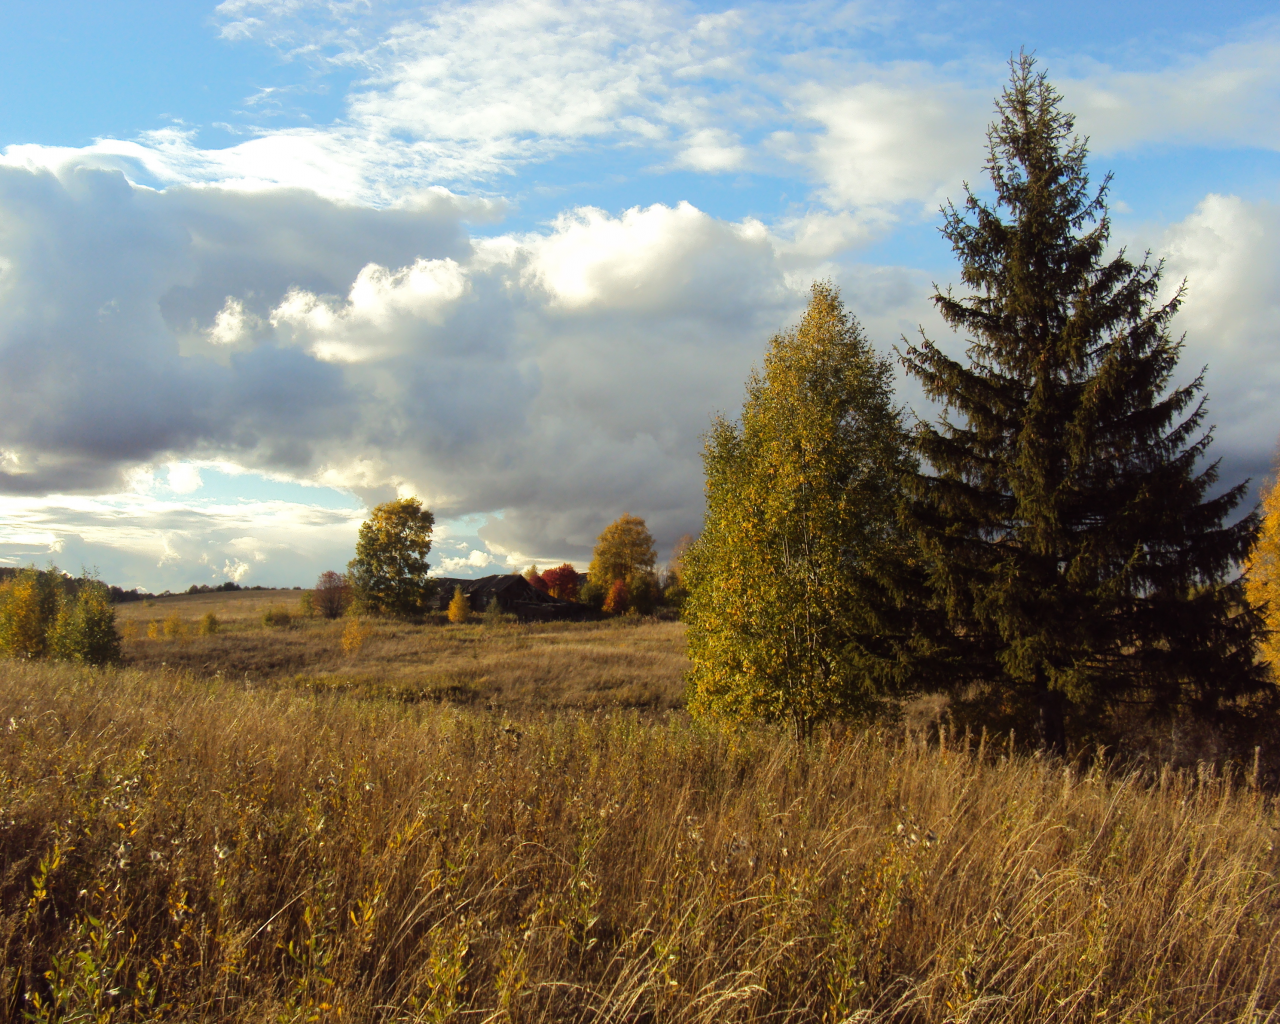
left=10, top=5, right=1280, bottom=213
left=0, top=489, right=363, bottom=589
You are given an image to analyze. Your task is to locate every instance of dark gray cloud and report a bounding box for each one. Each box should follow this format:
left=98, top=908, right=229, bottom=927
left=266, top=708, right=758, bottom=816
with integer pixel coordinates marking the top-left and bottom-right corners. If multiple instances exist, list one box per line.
left=0, top=159, right=1274, bottom=574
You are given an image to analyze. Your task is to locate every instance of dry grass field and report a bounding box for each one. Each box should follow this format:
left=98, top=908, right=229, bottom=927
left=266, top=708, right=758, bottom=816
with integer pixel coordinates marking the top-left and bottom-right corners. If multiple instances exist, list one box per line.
left=2, top=651, right=1279, bottom=1023
left=115, top=590, right=687, bottom=711
left=113, top=590, right=310, bottom=625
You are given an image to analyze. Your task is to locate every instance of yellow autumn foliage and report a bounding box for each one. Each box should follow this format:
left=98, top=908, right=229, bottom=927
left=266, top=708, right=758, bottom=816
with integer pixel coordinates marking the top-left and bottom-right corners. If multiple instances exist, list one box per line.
left=684, top=282, right=916, bottom=734
left=1246, top=473, right=1280, bottom=670
left=447, top=586, right=471, bottom=624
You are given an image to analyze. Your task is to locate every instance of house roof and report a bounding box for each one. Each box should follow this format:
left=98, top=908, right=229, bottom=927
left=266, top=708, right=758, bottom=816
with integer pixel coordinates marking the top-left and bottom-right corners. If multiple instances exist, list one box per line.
left=434, top=574, right=563, bottom=605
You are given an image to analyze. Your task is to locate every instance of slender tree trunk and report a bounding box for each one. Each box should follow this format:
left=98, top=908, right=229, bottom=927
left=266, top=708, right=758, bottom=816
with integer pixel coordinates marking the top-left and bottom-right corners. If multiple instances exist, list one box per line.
left=1037, top=676, right=1067, bottom=758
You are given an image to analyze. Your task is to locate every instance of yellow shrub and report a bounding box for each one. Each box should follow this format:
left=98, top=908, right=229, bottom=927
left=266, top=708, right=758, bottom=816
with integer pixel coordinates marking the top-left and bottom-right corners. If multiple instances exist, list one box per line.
left=263, top=607, right=292, bottom=629
left=119, top=619, right=139, bottom=641
left=0, top=570, right=120, bottom=664
left=342, top=617, right=372, bottom=655
left=147, top=620, right=162, bottom=640
left=447, top=586, right=470, bottom=624
left=0, top=573, right=55, bottom=658
left=200, top=612, right=220, bottom=636
left=47, top=582, right=121, bottom=665
left=163, top=613, right=186, bottom=639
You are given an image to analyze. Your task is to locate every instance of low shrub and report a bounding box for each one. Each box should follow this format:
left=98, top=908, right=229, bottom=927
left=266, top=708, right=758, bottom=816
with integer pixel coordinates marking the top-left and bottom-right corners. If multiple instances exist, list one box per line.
left=341, top=617, right=372, bottom=654
left=262, top=607, right=293, bottom=629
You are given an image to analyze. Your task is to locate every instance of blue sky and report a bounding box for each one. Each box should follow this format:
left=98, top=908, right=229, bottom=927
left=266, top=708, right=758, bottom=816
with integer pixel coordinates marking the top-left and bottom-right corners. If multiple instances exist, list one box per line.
left=1, top=0, right=1278, bottom=590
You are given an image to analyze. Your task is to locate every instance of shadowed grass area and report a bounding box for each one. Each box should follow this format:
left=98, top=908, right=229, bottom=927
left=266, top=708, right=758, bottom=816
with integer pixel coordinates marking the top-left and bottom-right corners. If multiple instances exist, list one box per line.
left=2, top=660, right=1279, bottom=1022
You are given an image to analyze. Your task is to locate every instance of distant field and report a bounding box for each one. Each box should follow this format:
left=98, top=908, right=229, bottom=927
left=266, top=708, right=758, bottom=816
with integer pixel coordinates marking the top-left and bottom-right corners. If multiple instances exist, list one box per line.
left=117, top=589, right=689, bottom=711
left=113, top=588, right=309, bottom=622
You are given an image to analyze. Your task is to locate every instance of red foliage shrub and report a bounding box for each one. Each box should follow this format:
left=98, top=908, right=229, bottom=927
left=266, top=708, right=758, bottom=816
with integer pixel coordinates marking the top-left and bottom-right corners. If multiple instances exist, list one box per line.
left=314, top=570, right=351, bottom=619
left=541, top=564, right=580, bottom=602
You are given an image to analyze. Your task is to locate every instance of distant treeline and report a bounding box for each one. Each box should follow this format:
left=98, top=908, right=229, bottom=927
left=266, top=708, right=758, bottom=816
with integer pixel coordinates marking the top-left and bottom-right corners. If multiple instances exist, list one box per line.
left=0, top=570, right=285, bottom=605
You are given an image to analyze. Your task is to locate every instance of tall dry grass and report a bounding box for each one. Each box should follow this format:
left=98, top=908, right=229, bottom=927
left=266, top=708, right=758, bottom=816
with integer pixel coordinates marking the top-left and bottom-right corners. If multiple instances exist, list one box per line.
left=2, top=660, right=1278, bottom=1022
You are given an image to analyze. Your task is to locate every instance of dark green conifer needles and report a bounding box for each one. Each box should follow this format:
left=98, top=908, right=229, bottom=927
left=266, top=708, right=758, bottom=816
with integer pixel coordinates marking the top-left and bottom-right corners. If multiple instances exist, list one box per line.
left=901, top=55, right=1264, bottom=752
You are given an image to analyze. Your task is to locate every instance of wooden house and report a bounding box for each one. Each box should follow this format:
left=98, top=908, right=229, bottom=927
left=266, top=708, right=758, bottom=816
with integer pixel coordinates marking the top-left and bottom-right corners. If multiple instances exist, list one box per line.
left=432, top=574, right=591, bottom=621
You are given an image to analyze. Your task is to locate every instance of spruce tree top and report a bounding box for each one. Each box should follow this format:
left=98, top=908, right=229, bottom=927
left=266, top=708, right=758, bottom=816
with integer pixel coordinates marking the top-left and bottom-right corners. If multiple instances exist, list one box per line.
left=902, top=54, right=1263, bottom=746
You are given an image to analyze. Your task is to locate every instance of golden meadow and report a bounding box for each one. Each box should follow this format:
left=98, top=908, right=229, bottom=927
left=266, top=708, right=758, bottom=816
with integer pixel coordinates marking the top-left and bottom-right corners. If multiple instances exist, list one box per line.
left=1, top=591, right=1278, bottom=1022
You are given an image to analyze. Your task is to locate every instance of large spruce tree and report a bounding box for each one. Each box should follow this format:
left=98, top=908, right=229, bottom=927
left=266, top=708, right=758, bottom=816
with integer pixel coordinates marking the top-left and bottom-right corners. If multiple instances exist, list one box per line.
left=902, top=55, right=1265, bottom=753
left=686, top=283, right=918, bottom=735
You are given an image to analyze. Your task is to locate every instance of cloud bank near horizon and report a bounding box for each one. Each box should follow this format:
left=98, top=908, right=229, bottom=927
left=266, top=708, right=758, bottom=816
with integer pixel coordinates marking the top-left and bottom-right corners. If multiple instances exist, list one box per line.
left=2, top=1, right=1279, bottom=586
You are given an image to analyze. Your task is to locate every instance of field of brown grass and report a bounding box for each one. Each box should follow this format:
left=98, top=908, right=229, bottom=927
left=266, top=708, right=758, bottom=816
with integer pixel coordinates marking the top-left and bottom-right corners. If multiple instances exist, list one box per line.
left=116, top=590, right=687, bottom=712
left=113, top=589, right=308, bottom=624
left=2, top=655, right=1278, bottom=1023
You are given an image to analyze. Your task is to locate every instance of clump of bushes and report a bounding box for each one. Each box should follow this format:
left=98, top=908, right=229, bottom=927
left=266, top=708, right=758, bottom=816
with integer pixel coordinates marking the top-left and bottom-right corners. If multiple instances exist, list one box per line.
left=0, top=566, right=120, bottom=666
left=262, top=607, right=293, bottom=629
left=200, top=612, right=220, bottom=636
left=483, top=597, right=515, bottom=626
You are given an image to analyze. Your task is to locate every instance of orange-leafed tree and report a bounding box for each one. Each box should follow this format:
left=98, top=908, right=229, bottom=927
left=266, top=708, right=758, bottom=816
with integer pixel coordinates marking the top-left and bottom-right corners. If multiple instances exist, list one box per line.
left=587, top=514, right=656, bottom=588
left=603, top=578, right=630, bottom=615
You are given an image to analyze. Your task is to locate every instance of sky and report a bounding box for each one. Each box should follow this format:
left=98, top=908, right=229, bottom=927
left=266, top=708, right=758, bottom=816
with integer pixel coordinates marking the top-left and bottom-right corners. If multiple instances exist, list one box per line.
left=0, top=0, right=1278, bottom=591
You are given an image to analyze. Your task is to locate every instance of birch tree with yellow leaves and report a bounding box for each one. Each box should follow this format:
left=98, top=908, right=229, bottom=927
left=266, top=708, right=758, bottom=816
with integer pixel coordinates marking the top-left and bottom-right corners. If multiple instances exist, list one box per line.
left=684, top=283, right=918, bottom=735
left=1247, top=470, right=1280, bottom=671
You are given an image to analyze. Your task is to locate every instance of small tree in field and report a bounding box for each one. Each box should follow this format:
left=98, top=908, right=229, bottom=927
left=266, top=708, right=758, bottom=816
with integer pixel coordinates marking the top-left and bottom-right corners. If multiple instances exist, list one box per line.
left=0, top=568, right=59, bottom=659
left=685, top=282, right=917, bottom=735
left=76, top=584, right=121, bottom=664
left=541, top=564, right=580, bottom=602
left=348, top=498, right=436, bottom=616
left=314, top=571, right=351, bottom=619
left=447, top=586, right=471, bottom=624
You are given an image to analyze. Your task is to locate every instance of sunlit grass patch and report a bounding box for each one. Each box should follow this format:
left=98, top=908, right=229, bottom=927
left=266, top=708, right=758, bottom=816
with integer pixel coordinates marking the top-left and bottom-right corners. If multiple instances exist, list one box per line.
left=2, top=660, right=1278, bottom=1022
